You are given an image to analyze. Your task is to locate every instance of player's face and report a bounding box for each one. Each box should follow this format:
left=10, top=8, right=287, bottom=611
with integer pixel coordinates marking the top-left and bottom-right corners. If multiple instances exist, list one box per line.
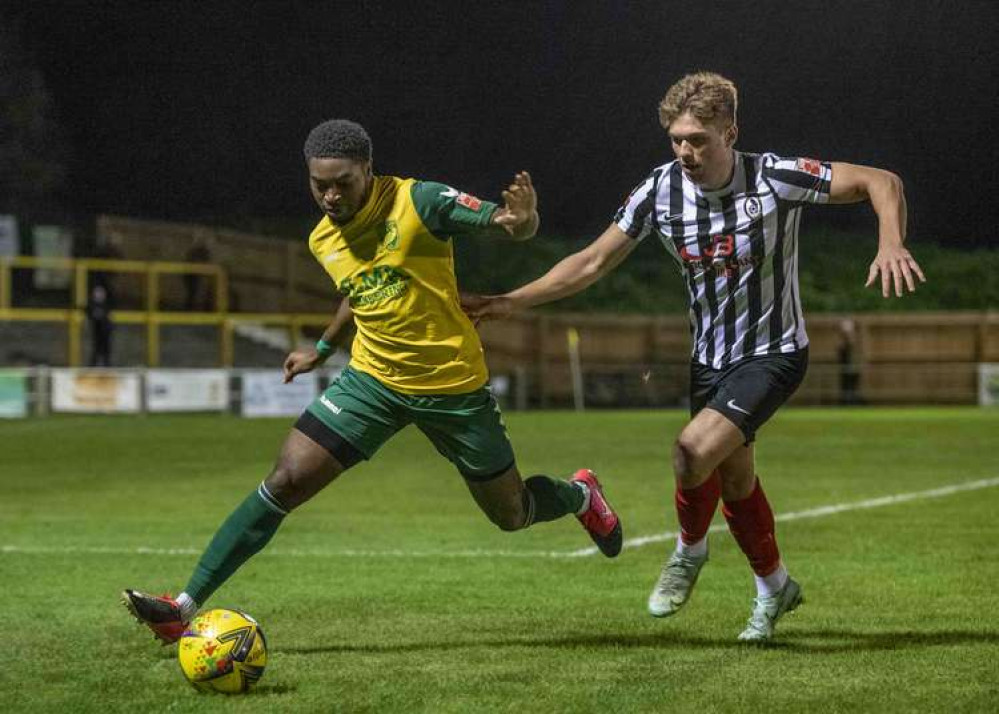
left=668, top=112, right=737, bottom=190
left=308, top=157, right=373, bottom=224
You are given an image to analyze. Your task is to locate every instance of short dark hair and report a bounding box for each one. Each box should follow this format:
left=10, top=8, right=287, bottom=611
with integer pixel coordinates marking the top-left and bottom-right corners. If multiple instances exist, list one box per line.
left=303, top=119, right=372, bottom=162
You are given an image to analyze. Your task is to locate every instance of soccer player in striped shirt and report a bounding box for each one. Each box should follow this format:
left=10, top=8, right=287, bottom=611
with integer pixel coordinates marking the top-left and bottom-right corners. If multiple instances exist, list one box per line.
left=122, top=119, right=622, bottom=644
left=464, top=72, right=925, bottom=641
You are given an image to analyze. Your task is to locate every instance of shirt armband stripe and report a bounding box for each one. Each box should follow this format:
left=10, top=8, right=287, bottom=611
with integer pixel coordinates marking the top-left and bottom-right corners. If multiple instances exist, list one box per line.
left=768, top=168, right=822, bottom=190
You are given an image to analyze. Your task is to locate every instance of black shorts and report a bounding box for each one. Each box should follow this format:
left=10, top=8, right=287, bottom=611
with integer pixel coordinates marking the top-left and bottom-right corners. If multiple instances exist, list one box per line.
left=690, top=348, right=809, bottom=443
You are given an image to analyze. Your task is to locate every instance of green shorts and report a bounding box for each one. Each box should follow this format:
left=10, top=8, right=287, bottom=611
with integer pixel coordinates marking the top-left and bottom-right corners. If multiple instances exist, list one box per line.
left=303, top=365, right=515, bottom=481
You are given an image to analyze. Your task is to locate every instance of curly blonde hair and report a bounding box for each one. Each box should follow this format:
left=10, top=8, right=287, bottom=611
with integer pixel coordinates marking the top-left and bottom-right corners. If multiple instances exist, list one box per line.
left=658, top=72, right=738, bottom=130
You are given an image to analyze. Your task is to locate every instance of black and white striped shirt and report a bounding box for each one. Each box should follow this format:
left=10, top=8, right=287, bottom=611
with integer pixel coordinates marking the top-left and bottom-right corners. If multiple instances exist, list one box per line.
left=615, top=151, right=832, bottom=369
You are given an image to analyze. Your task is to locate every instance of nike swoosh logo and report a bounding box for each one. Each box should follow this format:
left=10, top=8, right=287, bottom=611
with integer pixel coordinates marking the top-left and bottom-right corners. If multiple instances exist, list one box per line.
left=726, top=399, right=751, bottom=416
left=439, top=187, right=459, bottom=198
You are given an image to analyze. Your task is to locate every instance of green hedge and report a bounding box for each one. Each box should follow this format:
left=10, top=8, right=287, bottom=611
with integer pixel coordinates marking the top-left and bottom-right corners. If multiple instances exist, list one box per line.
left=454, top=228, right=997, bottom=313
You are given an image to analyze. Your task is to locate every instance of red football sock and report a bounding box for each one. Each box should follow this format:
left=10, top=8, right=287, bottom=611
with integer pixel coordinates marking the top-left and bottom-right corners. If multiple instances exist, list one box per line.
left=675, top=470, right=721, bottom=545
left=722, top=477, right=781, bottom=576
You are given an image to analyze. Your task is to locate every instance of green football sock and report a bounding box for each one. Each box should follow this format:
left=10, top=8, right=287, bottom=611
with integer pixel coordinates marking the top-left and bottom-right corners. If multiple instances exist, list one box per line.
left=184, top=484, right=287, bottom=606
left=523, top=475, right=585, bottom=525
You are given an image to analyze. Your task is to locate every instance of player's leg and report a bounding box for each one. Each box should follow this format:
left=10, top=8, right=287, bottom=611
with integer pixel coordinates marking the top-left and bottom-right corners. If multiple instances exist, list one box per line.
left=671, top=407, right=748, bottom=555
left=718, top=443, right=803, bottom=642
left=122, top=423, right=359, bottom=644
left=718, top=441, right=785, bottom=586
left=709, top=350, right=809, bottom=640
left=414, top=385, right=622, bottom=556
left=181, top=422, right=357, bottom=603
left=649, top=407, right=743, bottom=616
left=463, top=464, right=540, bottom=531
left=123, top=366, right=391, bottom=644
left=100, top=326, right=112, bottom=366
left=669, top=360, right=749, bottom=556
left=462, top=463, right=623, bottom=557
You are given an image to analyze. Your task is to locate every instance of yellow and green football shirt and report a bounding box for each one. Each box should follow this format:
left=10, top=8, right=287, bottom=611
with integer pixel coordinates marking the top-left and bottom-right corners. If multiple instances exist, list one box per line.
left=308, top=176, right=498, bottom=394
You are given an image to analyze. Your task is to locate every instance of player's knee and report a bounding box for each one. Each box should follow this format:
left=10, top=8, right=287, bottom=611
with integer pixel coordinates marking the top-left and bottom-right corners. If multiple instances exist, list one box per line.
left=486, top=499, right=528, bottom=532
left=265, top=437, right=345, bottom=511
left=263, top=457, right=325, bottom=512
left=495, top=516, right=524, bottom=532
left=672, top=435, right=709, bottom=482
left=262, top=464, right=300, bottom=511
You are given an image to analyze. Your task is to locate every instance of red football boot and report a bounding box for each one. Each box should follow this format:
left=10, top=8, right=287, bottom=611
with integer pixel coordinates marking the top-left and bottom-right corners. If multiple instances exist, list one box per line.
left=121, top=589, right=189, bottom=645
left=571, top=469, right=623, bottom=557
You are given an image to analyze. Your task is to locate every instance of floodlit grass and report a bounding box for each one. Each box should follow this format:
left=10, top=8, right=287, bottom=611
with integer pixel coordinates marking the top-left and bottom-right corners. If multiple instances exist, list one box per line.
left=1, top=408, right=997, bottom=712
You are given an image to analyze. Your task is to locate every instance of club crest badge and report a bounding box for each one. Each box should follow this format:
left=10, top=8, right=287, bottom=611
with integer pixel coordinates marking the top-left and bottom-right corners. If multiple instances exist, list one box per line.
left=381, top=220, right=399, bottom=250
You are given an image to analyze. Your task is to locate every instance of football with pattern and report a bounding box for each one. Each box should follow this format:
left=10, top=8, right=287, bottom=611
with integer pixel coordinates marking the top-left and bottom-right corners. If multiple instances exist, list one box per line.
left=177, top=609, right=267, bottom=693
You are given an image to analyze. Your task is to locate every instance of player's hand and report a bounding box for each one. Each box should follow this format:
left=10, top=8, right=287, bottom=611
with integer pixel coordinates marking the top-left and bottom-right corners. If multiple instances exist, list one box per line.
left=283, top=348, right=322, bottom=383
left=865, top=244, right=926, bottom=297
left=492, top=171, right=538, bottom=238
left=460, top=292, right=519, bottom=324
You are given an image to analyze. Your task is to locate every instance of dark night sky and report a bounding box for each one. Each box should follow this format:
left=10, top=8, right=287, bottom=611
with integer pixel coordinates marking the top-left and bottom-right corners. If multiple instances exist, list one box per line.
left=12, top=0, right=999, bottom=246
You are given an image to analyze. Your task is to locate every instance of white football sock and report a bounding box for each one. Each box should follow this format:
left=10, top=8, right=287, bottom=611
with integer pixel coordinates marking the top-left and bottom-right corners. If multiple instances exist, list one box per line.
left=755, top=563, right=788, bottom=598
left=675, top=535, right=708, bottom=559
left=176, top=592, right=198, bottom=621
left=574, top=481, right=591, bottom=516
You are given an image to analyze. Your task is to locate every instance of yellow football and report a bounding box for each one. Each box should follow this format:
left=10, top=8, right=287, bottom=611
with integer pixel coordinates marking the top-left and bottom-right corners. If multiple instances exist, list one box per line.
left=177, top=608, right=267, bottom=694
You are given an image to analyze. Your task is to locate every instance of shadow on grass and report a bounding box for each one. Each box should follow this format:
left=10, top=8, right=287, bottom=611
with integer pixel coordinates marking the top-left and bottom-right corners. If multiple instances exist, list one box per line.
left=247, top=682, right=297, bottom=696
left=277, top=628, right=999, bottom=656
left=777, top=628, right=999, bottom=653
left=277, top=631, right=730, bottom=655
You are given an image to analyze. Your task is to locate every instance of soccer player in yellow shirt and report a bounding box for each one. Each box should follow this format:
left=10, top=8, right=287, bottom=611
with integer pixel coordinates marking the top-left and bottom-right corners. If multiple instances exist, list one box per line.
left=122, top=119, right=622, bottom=643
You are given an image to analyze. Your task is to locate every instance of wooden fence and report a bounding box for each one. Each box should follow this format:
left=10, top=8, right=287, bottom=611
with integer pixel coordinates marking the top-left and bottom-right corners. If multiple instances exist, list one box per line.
left=476, top=311, right=999, bottom=407
left=95, top=215, right=998, bottom=405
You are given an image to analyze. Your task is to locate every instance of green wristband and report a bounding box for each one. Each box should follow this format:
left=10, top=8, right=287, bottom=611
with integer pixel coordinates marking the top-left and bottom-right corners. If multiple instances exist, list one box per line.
left=315, top=339, right=333, bottom=358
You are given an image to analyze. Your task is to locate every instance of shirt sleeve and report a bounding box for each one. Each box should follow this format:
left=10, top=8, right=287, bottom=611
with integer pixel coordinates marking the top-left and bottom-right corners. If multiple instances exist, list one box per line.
left=761, top=153, right=833, bottom=205
left=410, top=181, right=499, bottom=239
left=613, top=171, right=658, bottom=241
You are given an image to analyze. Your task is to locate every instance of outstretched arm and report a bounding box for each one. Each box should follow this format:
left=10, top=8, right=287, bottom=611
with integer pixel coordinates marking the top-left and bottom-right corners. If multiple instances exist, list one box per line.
left=463, top=223, right=637, bottom=321
left=283, top=297, right=354, bottom=383
left=489, top=171, right=539, bottom=241
left=828, top=162, right=925, bottom=298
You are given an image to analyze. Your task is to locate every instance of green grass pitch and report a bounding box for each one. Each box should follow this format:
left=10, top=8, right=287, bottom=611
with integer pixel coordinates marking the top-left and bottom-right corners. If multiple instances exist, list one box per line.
left=1, top=408, right=997, bottom=712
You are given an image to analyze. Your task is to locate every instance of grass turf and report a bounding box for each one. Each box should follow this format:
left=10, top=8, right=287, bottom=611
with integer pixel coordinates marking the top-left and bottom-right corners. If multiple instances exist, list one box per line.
left=1, top=408, right=997, bottom=712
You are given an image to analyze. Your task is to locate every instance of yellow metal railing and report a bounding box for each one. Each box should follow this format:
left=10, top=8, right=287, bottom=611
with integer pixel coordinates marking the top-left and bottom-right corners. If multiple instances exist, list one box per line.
left=0, top=257, right=331, bottom=366
left=0, top=256, right=227, bottom=311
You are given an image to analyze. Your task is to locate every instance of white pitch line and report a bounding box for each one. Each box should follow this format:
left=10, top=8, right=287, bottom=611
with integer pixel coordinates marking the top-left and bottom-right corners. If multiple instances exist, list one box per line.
left=3, top=477, right=998, bottom=560
left=564, top=475, right=999, bottom=558
left=0, top=543, right=565, bottom=559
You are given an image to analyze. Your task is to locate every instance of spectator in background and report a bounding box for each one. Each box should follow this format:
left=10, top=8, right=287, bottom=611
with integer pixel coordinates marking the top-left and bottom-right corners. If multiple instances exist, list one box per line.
left=837, top=318, right=862, bottom=405
left=91, top=234, right=123, bottom=302
left=86, top=284, right=113, bottom=366
left=183, top=236, right=213, bottom=311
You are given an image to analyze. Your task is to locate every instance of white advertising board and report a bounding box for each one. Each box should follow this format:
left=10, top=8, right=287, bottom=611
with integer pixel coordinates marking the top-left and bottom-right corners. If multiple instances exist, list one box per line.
left=0, top=370, right=28, bottom=418
left=146, top=370, right=229, bottom=412
left=32, top=225, right=73, bottom=289
left=0, top=215, right=18, bottom=257
left=978, top=364, right=999, bottom=406
left=241, top=370, right=318, bottom=417
left=51, top=369, right=141, bottom=413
